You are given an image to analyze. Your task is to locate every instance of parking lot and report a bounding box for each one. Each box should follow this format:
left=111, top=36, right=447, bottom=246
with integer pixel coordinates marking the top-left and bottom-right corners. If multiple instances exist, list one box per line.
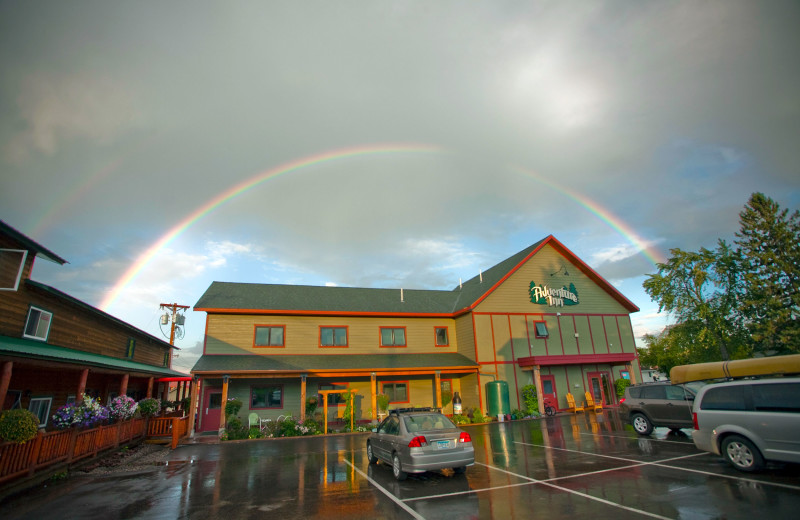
left=2, top=410, right=799, bottom=519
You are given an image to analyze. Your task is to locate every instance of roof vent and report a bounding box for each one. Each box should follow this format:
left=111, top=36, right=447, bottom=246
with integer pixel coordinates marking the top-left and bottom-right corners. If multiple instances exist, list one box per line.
left=479, top=269, right=483, bottom=283
left=459, top=278, right=462, bottom=290
left=400, top=288, right=404, bottom=303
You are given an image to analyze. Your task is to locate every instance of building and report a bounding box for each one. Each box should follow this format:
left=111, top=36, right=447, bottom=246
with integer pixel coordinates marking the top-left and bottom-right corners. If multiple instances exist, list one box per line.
left=190, top=235, right=642, bottom=432
left=0, top=220, right=187, bottom=428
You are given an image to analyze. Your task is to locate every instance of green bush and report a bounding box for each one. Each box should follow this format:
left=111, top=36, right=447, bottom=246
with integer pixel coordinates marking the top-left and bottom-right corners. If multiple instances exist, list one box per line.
left=223, top=416, right=250, bottom=440
left=441, top=390, right=453, bottom=409
left=137, top=398, right=161, bottom=417
left=615, top=378, right=632, bottom=398
left=225, top=398, right=243, bottom=418
left=452, top=414, right=470, bottom=425
left=470, top=410, right=490, bottom=424
left=0, top=409, right=39, bottom=444
left=520, top=385, right=538, bottom=415
left=510, top=408, right=527, bottom=419
left=376, top=394, right=390, bottom=412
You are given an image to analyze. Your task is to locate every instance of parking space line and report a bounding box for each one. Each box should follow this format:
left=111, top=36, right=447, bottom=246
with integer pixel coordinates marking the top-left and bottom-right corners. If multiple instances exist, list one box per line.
left=475, top=462, right=674, bottom=520
left=344, top=460, right=426, bottom=520
left=580, top=432, right=696, bottom=444
left=655, top=463, right=800, bottom=492
left=401, top=481, right=536, bottom=502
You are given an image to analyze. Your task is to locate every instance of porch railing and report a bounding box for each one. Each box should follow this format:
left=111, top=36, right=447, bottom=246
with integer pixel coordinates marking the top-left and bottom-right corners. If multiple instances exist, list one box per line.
left=1, top=415, right=189, bottom=488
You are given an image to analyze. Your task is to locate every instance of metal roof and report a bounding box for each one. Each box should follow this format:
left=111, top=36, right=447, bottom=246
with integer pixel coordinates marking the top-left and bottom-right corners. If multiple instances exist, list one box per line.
left=0, top=335, right=187, bottom=377
left=0, top=220, right=67, bottom=265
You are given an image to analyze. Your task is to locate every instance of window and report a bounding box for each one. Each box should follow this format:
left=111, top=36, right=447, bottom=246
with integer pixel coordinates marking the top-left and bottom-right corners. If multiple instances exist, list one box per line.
left=382, top=382, right=409, bottom=403
left=4, top=390, right=22, bottom=410
left=641, top=385, right=666, bottom=399
left=700, top=386, right=748, bottom=411
left=534, top=321, right=548, bottom=338
left=434, top=327, right=449, bottom=346
left=255, top=326, right=285, bottom=347
left=28, top=397, right=52, bottom=427
left=23, top=306, right=52, bottom=341
left=320, top=327, right=348, bottom=347
left=752, top=383, right=800, bottom=412
left=163, top=351, right=170, bottom=367
left=125, top=337, right=136, bottom=359
left=378, top=416, right=400, bottom=435
left=380, top=327, right=406, bottom=347
left=0, top=249, right=27, bottom=291
left=665, top=386, right=688, bottom=400
left=251, top=385, right=283, bottom=409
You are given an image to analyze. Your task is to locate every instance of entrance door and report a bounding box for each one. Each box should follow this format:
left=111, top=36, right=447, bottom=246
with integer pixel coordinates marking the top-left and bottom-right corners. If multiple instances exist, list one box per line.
left=588, top=371, right=614, bottom=406
left=540, top=375, right=558, bottom=410
left=200, top=389, right=222, bottom=432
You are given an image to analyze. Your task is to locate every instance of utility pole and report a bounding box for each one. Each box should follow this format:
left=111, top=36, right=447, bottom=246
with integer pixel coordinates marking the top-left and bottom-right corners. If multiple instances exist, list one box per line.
left=159, top=302, right=189, bottom=346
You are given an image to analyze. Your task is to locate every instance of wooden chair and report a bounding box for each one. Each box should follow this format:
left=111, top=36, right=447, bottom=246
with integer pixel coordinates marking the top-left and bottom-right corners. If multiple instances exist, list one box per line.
left=566, top=393, right=584, bottom=413
left=584, top=391, right=603, bottom=412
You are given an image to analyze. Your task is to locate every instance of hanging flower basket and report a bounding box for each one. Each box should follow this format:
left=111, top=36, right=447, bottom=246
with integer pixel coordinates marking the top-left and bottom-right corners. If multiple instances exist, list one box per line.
left=51, top=396, right=110, bottom=430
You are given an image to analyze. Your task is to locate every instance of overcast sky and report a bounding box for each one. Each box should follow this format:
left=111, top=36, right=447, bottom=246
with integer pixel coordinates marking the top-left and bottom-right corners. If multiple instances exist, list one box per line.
left=2, top=1, right=798, bottom=373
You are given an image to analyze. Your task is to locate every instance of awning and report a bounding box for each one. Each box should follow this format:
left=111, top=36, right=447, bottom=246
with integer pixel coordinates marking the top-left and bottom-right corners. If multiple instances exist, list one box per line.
left=0, top=335, right=188, bottom=378
left=517, top=353, right=636, bottom=368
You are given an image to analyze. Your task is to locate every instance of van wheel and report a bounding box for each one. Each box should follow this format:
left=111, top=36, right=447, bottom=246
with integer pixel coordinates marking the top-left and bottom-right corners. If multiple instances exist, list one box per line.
left=722, top=435, right=764, bottom=472
left=631, top=413, right=653, bottom=435
left=392, top=453, right=408, bottom=481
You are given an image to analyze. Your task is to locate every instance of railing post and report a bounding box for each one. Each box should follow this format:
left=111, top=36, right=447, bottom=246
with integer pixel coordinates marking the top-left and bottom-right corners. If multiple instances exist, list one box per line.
left=171, top=417, right=180, bottom=449
left=27, top=432, right=43, bottom=477
left=66, top=428, right=79, bottom=464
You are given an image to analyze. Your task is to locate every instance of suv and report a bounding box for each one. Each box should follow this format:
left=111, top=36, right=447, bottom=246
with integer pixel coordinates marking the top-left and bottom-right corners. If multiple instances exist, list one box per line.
left=366, top=408, right=474, bottom=481
left=619, top=381, right=706, bottom=435
left=691, top=377, right=800, bottom=472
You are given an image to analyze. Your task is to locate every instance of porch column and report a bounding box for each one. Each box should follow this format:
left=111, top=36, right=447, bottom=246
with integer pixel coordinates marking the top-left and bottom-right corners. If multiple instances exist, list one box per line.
left=77, top=368, right=89, bottom=402
left=435, top=371, right=442, bottom=409
left=0, top=361, right=12, bottom=411
left=161, top=381, right=170, bottom=402
left=626, top=364, right=638, bottom=385
left=533, top=365, right=544, bottom=416
left=370, top=372, right=377, bottom=422
left=219, top=375, right=230, bottom=432
left=300, top=374, right=307, bottom=422
left=119, top=374, right=129, bottom=398
left=189, top=376, right=200, bottom=436
left=146, top=377, right=154, bottom=398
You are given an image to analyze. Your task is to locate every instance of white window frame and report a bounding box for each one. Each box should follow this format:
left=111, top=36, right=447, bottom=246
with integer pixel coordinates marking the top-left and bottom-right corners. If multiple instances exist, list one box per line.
left=0, top=249, right=28, bottom=291
left=23, top=305, right=53, bottom=341
left=28, top=397, right=52, bottom=428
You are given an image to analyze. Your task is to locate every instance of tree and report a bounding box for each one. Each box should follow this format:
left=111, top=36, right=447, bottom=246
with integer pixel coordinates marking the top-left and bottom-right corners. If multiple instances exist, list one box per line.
left=642, top=192, right=798, bottom=366
left=734, top=193, right=800, bottom=355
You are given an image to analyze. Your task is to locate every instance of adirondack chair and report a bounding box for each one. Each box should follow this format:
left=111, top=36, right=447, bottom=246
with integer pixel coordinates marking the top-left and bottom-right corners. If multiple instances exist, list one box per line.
left=566, top=393, right=584, bottom=413
left=584, top=391, right=603, bottom=412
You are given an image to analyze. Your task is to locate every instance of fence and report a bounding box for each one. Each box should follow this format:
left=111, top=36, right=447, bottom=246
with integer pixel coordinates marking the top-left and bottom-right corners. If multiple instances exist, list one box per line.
left=0, top=415, right=190, bottom=487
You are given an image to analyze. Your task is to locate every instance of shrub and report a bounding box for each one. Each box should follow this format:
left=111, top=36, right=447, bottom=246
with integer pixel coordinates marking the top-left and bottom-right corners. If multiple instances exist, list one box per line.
left=225, top=398, right=242, bottom=418
left=470, top=410, right=490, bottom=424
left=441, top=390, right=453, bottom=409
left=52, top=396, right=110, bottom=430
left=305, top=396, right=318, bottom=416
left=376, top=394, right=390, bottom=412
left=224, top=416, right=250, bottom=440
left=108, top=396, right=138, bottom=421
left=520, top=385, right=538, bottom=415
left=0, top=409, right=40, bottom=443
left=137, top=398, right=161, bottom=417
left=452, top=414, right=470, bottom=425
left=615, top=378, right=632, bottom=398
left=510, top=408, right=527, bottom=420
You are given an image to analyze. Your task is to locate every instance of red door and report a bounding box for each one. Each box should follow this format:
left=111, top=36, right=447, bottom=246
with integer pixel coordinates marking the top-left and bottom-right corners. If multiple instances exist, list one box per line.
left=540, top=375, right=558, bottom=410
left=588, top=371, right=615, bottom=406
left=200, top=389, right=222, bottom=432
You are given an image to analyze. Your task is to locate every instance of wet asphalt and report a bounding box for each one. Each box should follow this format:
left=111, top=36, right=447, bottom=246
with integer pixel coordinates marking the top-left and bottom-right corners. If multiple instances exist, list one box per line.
left=2, top=410, right=799, bottom=519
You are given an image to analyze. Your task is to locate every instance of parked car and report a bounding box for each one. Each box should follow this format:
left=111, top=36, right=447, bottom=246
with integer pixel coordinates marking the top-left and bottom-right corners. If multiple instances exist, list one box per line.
left=366, top=408, right=474, bottom=481
left=619, top=381, right=707, bottom=435
left=691, top=377, right=800, bottom=472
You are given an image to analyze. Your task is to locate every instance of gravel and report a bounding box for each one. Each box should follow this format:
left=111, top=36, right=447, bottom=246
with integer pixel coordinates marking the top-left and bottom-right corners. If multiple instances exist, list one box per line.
left=76, top=442, right=172, bottom=476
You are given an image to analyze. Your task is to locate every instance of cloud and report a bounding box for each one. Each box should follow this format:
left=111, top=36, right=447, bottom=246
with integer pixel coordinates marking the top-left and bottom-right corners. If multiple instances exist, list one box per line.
left=3, top=73, right=144, bottom=162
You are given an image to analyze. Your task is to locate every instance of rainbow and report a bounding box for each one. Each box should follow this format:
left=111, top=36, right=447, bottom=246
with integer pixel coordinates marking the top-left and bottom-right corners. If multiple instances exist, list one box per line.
left=510, top=165, right=665, bottom=266
left=99, top=143, right=444, bottom=310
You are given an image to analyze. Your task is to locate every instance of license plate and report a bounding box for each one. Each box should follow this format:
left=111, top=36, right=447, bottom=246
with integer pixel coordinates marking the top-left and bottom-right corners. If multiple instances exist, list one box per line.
left=437, top=440, right=452, bottom=449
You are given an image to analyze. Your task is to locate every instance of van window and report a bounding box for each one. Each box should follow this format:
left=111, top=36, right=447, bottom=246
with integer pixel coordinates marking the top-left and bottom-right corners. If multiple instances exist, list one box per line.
left=641, top=386, right=666, bottom=399
left=700, top=386, right=748, bottom=411
left=628, top=387, right=642, bottom=398
left=752, top=383, right=800, bottom=413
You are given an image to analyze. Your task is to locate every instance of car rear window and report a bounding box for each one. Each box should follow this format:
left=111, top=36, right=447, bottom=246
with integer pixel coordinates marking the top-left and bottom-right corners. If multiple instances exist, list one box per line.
left=404, top=414, right=455, bottom=432
left=627, top=387, right=642, bottom=398
left=700, top=386, right=748, bottom=411
left=752, top=383, right=800, bottom=413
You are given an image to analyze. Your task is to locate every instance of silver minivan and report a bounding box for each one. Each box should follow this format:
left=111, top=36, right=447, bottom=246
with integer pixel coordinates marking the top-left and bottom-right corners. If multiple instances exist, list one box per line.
left=691, top=377, right=800, bottom=472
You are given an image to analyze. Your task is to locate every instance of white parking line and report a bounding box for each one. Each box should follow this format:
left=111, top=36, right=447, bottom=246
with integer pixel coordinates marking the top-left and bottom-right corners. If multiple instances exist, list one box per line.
left=474, top=461, right=674, bottom=520
left=580, top=432, right=696, bottom=444
left=344, top=460, right=426, bottom=520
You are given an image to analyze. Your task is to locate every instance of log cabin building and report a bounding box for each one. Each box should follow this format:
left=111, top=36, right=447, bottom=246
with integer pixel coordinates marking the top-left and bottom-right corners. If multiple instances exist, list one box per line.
left=0, top=220, right=187, bottom=428
left=191, top=236, right=642, bottom=432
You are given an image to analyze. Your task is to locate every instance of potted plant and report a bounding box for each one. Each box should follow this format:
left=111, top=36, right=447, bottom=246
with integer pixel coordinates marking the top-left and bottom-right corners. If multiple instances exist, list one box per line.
left=0, top=409, right=40, bottom=444
left=52, top=396, right=110, bottom=430
left=137, top=397, right=161, bottom=418
left=376, top=394, right=390, bottom=419
left=108, top=395, right=138, bottom=422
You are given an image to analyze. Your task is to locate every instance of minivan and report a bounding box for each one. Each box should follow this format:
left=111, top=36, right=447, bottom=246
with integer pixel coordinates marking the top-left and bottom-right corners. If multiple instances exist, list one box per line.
left=691, top=377, right=800, bottom=472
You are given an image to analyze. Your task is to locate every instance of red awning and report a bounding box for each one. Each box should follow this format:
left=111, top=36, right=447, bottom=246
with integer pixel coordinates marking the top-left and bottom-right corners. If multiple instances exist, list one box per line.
left=518, top=353, right=635, bottom=367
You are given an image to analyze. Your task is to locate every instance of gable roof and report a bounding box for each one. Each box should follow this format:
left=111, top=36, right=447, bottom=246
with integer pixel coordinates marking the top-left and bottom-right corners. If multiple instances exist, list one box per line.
left=0, top=220, right=67, bottom=265
left=194, top=236, right=639, bottom=316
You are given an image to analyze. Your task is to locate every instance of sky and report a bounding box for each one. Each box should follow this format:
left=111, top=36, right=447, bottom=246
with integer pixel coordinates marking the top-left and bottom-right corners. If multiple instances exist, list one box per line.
left=2, top=1, right=798, bottom=374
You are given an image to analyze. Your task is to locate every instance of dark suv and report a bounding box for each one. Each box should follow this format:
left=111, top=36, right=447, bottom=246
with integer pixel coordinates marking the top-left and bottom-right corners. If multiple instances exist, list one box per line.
left=619, top=381, right=707, bottom=435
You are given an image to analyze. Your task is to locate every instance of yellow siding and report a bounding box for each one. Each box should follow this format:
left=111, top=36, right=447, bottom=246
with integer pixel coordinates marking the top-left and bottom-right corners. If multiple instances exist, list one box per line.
left=205, top=314, right=459, bottom=355
left=455, top=314, right=475, bottom=360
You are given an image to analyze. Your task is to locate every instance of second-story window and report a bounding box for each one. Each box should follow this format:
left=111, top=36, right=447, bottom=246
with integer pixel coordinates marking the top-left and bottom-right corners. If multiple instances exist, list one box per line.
left=125, top=338, right=136, bottom=359
left=380, top=327, right=406, bottom=347
left=434, top=327, right=449, bottom=346
left=23, top=306, right=52, bottom=341
left=320, top=327, right=348, bottom=347
left=534, top=321, right=549, bottom=338
left=255, top=325, right=285, bottom=347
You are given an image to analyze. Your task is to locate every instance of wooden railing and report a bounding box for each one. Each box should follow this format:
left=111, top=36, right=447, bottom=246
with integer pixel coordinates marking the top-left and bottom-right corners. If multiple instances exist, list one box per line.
left=0, top=415, right=189, bottom=488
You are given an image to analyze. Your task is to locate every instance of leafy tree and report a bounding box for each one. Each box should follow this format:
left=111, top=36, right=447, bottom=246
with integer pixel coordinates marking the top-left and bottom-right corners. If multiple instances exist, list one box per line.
left=734, top=193, right=800, bottom=355
left=642, top=193, right=798, bottom=367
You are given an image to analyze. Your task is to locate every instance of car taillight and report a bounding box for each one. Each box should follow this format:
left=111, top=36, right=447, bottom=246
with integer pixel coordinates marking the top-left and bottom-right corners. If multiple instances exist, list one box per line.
left=619, top=397, right=626, bottom=404
left=408, top=436, right=428, bottom=448
left=692, top=412, right=699, bottom=430
left=459, top=431, right=471, bottom=443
